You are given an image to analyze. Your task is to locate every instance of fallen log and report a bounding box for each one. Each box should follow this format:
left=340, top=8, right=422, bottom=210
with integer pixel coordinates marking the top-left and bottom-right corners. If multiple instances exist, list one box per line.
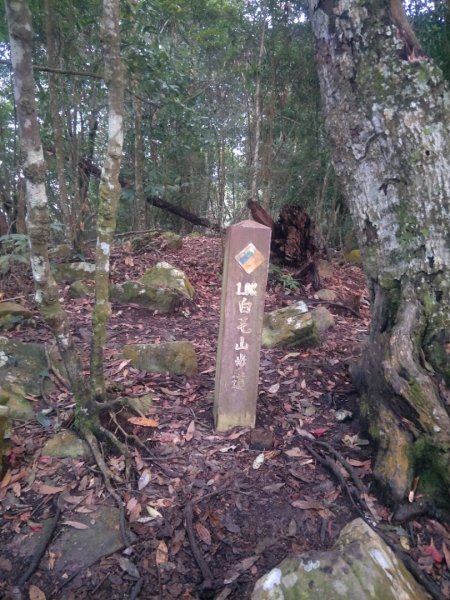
left=78, top=156, right=221, bottom=231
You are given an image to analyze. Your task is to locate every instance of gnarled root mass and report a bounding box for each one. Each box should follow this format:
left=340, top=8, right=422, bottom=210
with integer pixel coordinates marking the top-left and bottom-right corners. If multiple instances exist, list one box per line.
left=352, top=282, right=450, bottom=506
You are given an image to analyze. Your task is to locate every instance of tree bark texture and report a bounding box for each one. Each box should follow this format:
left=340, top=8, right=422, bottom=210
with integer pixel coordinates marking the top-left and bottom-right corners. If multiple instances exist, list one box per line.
left=309, top=0, right=450, bottom=503
left=5, top=0, right=86, bottom=403
left=90, top=0, right=124, bottom=400
left=248, top=200, right=318, bottom=267
left=44, top=0, right=74, bottom=247
left=133, top=92, right=147, bottom=230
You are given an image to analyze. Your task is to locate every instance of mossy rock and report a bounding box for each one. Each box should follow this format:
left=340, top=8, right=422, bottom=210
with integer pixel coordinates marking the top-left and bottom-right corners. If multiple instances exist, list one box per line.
left=110, top=281, right=179, bottom=313
left=315, top=289, right=336, bottom=301
left=345, top=249, right=362, bottom=264
left=262, top=302, right=319, bottom=348
left=0, top=338, right=65, bottom=409
left=317, top=259, right=334, bottom=279
left=50, top=244, right=72, bottom=260
left=42, top=431, right=91, bottom=459
left=0, top=337, right=48, bottom=395
left=311, top=306, right=335, bottom=332
left=252, top=518, right=430, bottom=600
left=68, top=280, right=95, bottom=299
left=140, top=262, right=194, bottom=299
left=161, top=231, right=183, bottom=250
left=123, top=341, right=197, bottom=377
left=52, top=261, right=96, bottom=283
left=0, top=302, right=33, bottom=330
left=111, top=262, right=194, bottom=313
left=130, top=233, right=156, bottom=253
left=0, top=384, right=35, bottom=421
left=126, top=393, right=154, bottom=414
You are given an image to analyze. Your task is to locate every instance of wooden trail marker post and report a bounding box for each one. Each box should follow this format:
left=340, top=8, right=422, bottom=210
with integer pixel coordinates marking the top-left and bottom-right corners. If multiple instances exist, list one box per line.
left=214, top=220, right=271, bottom=431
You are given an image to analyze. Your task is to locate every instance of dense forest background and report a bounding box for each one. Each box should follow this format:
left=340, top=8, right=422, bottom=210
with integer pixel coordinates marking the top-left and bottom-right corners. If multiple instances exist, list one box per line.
left=1, top=0, right=448, bottom=257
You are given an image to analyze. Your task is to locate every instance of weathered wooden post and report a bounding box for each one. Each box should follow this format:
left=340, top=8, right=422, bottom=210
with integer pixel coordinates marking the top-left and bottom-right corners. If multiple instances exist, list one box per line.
left=214, top=220, right=271, bottom=431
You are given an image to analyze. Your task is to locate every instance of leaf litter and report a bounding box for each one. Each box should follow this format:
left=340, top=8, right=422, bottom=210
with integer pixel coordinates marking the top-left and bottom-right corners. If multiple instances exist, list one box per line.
left=0, top=235, right=449, bottom=599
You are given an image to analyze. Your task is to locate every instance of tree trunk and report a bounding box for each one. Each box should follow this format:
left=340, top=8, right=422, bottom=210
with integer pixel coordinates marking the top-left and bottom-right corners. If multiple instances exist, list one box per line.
left=133, top=91, right=146, bottom=230
left=309, top=0, right=450, bottom=504
left=250, top=19, right=266, bottom=203
left=44, top=0, right=74, bottom=247
left=90, top=0, right=124, bottom=400
left=6, top=0, right=86, bottom=404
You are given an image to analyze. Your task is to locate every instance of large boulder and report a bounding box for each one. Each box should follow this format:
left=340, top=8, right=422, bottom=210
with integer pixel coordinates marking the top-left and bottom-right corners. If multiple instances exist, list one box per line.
left=139, top=262, right=194, bottom=298
left=252, top=518, right=430, bottom=600
left=52, top=261, right=96, bottom=283
left=111, top=262, right=194, bottom=313
left=262, top=302, right=319, bottom=348
left=123, top=341, right=197, bottom=377
left=0, top=302, right=33, bottom=330
left=0, top=338, right=64, bottom=420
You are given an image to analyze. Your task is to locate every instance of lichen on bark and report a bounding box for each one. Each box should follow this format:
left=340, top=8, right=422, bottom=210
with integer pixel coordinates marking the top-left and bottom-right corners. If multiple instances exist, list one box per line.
left=90, top=0, right=124, bottom=400
left=309, top=0, right=450, bottom=505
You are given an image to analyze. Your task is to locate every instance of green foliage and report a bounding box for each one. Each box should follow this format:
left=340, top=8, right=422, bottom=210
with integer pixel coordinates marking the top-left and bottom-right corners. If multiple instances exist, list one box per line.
left=411, top=1, right=450, bottom=83
left=0, top=0, right=352, bottom=245
left=268, top=264, right=300, bottom=292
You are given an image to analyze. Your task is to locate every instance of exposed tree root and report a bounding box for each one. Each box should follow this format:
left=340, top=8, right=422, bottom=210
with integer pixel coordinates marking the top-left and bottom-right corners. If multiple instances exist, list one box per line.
left=9, top=497, right=61, bottom=599
left=302, top=440, right=368, bottom=518
left=107, top=411, right=179, bottom=478
left=184, top=500, right=214, bottom=591
left=82, top=426, right=131, bottom=547
left=354, top=285, right=450, bottom=502
left=311, top=439, right=366, bottom=495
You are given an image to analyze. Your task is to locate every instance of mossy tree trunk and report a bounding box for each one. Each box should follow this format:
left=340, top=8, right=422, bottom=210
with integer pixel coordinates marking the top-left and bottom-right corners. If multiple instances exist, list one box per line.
left=309, top=0, right=450, bottom=504
left=5, top=0, right=87, bottom=406
left=90, top=0, right=124, bottom=401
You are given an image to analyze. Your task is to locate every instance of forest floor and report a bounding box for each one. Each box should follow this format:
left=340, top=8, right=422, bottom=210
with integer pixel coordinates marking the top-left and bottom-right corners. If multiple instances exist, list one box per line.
left=1, top=234, right=450, bottom=600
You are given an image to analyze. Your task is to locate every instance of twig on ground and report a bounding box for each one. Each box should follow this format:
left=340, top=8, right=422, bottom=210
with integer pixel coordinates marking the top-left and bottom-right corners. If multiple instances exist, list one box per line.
left=184, top=500, right=214, bottom=590
left=105, top=412, right=178, bottom=477
left=305, top=298, right=361, bottom=318
left=83, top=427, right=131, bottom=548
left=129, top=576, right=144, bottom=600
left=14, top=496, right=61, bottom=589
left=311, top=439, right=367, bottom=495
left=302, top=440, right=364, bottom=516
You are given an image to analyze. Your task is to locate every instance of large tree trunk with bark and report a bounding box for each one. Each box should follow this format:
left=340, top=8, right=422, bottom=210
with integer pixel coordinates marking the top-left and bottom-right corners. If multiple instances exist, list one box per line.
left=309, top=0, right=450, bottom=505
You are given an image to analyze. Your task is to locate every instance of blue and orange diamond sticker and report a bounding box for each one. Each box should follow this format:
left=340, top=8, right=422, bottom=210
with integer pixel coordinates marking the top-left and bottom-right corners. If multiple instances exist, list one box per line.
left=235, top=243, right=266, bottom=274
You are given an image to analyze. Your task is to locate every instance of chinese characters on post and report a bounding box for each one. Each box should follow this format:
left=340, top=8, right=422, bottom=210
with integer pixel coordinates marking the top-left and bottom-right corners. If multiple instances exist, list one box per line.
left=214, top=221, right=271, bottom=431
left=231, top=282, right=257, bottom=390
